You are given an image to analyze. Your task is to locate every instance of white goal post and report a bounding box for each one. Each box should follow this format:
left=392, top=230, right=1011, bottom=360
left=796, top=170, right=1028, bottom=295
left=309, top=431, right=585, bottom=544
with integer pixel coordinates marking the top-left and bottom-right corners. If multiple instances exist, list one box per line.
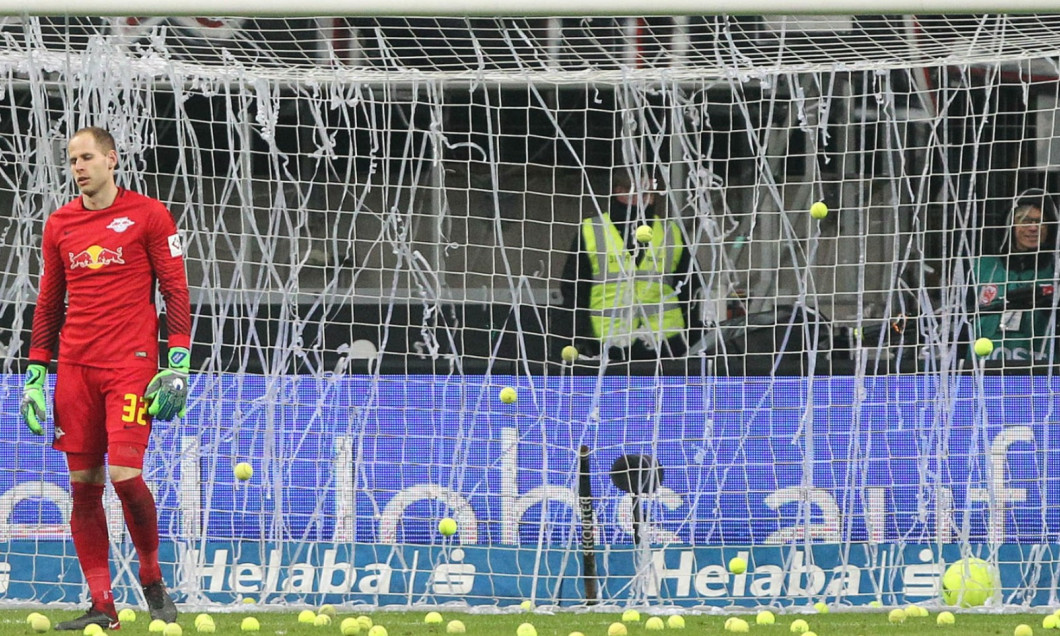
left=1, top=10, right=1060, bottom=614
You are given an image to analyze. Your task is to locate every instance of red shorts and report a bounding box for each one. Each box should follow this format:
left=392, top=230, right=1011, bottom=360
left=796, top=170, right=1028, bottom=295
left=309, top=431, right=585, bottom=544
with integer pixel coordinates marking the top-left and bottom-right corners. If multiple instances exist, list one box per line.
left=53, top=362, right=156, bottom=469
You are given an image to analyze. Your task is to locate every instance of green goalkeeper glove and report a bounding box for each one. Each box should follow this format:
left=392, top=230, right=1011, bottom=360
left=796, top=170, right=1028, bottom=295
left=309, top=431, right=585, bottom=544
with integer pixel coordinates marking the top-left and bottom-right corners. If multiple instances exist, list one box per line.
left=20, top=363, right=47, bottom=436
left=145, top=347, right=190, bottom=421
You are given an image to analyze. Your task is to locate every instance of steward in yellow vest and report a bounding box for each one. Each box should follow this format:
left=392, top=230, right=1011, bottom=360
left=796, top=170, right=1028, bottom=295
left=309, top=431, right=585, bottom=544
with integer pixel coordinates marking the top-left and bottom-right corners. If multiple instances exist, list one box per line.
left=556, top=169, right=703, bottom=360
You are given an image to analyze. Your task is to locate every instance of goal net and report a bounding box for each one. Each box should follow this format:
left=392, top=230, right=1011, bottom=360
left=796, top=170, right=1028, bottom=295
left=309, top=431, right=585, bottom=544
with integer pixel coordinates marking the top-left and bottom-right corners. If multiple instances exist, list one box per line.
left=2, top=13, right=1060, bottom=612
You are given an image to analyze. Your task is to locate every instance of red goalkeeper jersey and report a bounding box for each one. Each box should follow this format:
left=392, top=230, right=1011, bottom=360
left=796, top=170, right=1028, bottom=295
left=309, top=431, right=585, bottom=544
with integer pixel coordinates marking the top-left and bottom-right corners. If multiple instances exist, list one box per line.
left=29, top=188, right=192, bottom=368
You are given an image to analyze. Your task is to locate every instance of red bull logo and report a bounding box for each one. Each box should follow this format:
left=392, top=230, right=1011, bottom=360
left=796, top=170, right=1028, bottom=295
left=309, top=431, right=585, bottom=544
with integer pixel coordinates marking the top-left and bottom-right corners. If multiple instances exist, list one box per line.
left=69, top=245, right=124, bottom=270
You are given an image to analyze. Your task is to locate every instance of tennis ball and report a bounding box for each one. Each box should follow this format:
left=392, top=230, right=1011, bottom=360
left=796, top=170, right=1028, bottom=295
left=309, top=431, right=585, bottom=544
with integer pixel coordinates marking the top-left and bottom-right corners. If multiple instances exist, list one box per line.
left=645, top=617, right=665, bottom=631
left=85, top=625, right=105, bottom=636
left=341, top=617, right=361, bottom=636
left=789, top=618, right=809, bottom=633
left=1044, top=615, right=1058, bottom=629
left=298, top=610, right=318, bottom=624
left=608, top=623, right=628, bottom=636
left=569, top=632, right=586, bottom=636
left=728, top=557, right=747, bottom=574
left=516, top=623, right=537, bottom=636
left=810, top=201, right=829, bottom=219
left=197, top=621, right=216, bottom=634
left=974, top=337, right=994, bottom=357
left=756, top=610, right=776, bottom=625
left=729, top=618, right=749, bottom=633
left=813, top=601, right=828, bottom=613
left=369, top=625, right=388, bottom=636
left=163, top=623, right=183, bottom=636
left=425, top=612, right=444, bottom=624
left=439, top=518, right=458, bottom=536
left=1015, top=625, right=1033, bottom=636
left=622, top=609, right=641, bottom=623
left=635, top=225, right=653, bottom=243
left=241, top=617, right=260, bottom=632
left=868, top=600, right=882, bottom=608
left=358, top=616, right=374, bottom=630
left=942, top=557, right=996, bottom=607
left=26, top=612, right=45, bottom=625
left=30, top=615, right=50, bottom=633
left=937, top=611, right=955, bottom=626
left=906, top=604, right=926, bottom=617
left=447, top=620, right=466, bottom=634
left=888, top=608, right=906, bottom=624
left=235, top=462, right=253, bottom=481
left=242, top=597, right=256, bottom=604
left=315, top=615, right=333, bottom=627
left=520, top=600, right=534, bottom=611
left=499, top=387, right=517, bottom=404
left=194, top=614, right=213, bottom=628
left=667, top=615, right=685, bottom=629
left=150, top=619, right=168, bottom=632
left=561, top=345, right=579, bottom=362
left=117, top=608, right=136, bottom=623
left=319, top=605, right=337, bottom=618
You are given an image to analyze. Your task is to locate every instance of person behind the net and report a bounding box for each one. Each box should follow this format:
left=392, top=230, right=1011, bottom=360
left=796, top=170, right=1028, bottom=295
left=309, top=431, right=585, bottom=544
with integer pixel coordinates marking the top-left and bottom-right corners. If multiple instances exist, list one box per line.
left=19, top=126, right=191, bottom=631
left=556, top=167, right=704, bottom=360
left=971, top=187, right=1059, bottom=362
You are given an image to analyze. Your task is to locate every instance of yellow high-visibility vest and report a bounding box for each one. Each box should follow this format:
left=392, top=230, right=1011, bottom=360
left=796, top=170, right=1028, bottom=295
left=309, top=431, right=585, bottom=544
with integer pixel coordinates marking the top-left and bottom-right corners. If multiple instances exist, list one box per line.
left=581, top=214, right=686, bottom=347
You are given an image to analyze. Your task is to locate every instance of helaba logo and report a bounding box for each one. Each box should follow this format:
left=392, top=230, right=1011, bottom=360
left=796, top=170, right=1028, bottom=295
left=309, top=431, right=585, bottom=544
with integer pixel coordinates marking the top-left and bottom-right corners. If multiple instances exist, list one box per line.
left=69, top=245, right=124, bottom=270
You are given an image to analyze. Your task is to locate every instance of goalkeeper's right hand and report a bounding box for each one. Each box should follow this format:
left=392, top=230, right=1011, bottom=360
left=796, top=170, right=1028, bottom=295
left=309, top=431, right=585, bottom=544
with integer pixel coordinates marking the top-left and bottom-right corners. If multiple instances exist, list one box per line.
left=20, top=363, right=47, bottom=436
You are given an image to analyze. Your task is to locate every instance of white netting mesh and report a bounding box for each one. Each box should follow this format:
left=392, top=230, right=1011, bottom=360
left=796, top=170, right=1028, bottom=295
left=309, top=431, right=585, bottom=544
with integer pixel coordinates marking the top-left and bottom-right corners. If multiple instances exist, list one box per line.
left=1, top=13, right=1060, bottom=611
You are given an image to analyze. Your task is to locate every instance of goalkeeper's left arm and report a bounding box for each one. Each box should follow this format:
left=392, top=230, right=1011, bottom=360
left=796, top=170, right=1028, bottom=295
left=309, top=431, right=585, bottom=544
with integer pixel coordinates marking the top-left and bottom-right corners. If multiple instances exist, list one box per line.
left=144, top=346, right=190, bottom=421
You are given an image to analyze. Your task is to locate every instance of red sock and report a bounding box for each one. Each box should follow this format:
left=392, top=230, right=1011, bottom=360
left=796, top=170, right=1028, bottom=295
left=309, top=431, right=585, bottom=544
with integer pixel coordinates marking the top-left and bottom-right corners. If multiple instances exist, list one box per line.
left=112, top=475, right=162, bottom=586
left=70, top=481, right=115, bottom=614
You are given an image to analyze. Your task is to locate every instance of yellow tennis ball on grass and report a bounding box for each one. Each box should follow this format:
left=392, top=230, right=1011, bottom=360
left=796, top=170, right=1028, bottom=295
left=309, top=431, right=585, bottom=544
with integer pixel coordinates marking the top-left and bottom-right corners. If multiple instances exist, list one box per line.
left=1044, top=615, right=1058, bottom=629
left=888, top=608, right=906, bottom=624
left=30, top=615, right=50, bottom=633
left=635, top=225, right=653, bottom=243
left=447, top=620, right=466, bottom=634
left=315, top=614, right=333, bottom=627
left=117, top=608, right=137, bottom=623
left=937, top=611, right=956, bottom=626
left=942, top=557, right=996, bottom=607
left=667, top=615, right=685, bottom=629
left=241, top=617, right=260, bottom=632
left=194, top=614, right=213, bottom=628
left=298, top=609, right=318, bottom=624
left=439, top=517, right=458, bottom=536
left=369, top=625, right=388, bottom=636
left=163, top=623, right=183, bottom=636
left=341, top=617, right=361, bottom=636
left=1015, top=624, right=1033, bottom=636
left=756, top=610, right=776, bottom=625
left=644, top=617, right=665, bottom=631
left=85, top=624, right=105, bottom=636
left=358, top=616, right=374, bottom=630
left=197, top=621, right=216, bottom=634
left=425, top=611, right=444, bottom=624
left=728, top=618, right=749, bottom=633
left=235, top=462, right=253, bottom=481
left=974, top=337, right=994, bottom=357
left=608, top=623, right=628, bottom=636
left=621, top=609, right=641, bottom=623
left=150, top=619, right=168, bottom=633
left=789, top=618, right=809, bottom=633
left=499, top=387, right=517, bottom=404
left=728, top=557, right=747, bottom=574
left=516, top=623, right=537, bottom=636
left=319, top=605, right=336, bottom=617
left=810, top=201, right=829, bottom=219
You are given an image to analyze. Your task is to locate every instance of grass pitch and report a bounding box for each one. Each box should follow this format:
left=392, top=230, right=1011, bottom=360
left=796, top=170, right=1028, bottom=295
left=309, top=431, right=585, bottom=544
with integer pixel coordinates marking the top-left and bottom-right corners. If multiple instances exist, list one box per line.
left=1, top=607, right=1054, bottom=635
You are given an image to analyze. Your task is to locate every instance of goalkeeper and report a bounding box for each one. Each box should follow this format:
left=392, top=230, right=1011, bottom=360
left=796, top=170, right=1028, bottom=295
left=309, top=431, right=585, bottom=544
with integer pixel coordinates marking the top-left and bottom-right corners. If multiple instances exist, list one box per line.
left=972, top=187, right=1059, bottom=362
left=20, top=127, right=191, bottom=631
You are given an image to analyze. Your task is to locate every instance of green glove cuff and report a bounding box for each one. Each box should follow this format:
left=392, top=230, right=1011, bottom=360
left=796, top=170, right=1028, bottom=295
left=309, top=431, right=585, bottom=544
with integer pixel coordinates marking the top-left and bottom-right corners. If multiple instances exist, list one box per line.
left=25, top=363, right=46, bottom=388
left=167, top=347, right=190, bottom=372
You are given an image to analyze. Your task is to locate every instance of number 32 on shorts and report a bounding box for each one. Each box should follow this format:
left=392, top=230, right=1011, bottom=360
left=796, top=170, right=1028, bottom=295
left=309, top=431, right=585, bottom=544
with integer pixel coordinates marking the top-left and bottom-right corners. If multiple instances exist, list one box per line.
left=122, top=393, right=148, bottom=426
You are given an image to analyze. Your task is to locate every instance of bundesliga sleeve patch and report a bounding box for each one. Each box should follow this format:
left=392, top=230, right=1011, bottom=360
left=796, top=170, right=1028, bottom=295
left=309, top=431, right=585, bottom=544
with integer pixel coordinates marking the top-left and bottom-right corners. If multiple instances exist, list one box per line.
left=168, top=233, right=183, bottom=257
